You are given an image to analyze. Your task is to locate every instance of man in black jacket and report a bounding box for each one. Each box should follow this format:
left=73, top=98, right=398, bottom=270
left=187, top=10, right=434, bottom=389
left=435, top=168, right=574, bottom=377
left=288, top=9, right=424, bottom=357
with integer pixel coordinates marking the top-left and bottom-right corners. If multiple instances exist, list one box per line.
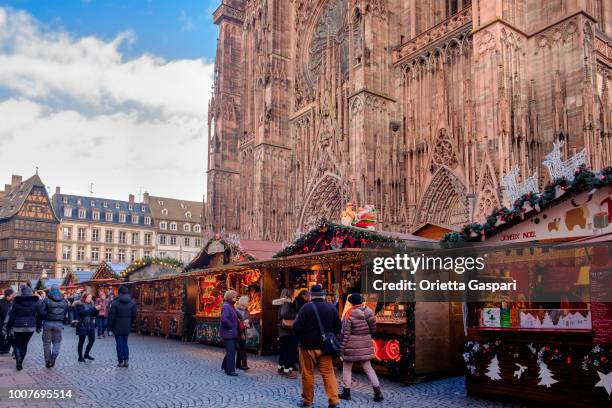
left=293, top=285, right=341, bottom=408
left=0, top=288, right=15, bottom=354
left=38, top=285, right=69, bottom=367
left=108, top=285, right=136, bottom=368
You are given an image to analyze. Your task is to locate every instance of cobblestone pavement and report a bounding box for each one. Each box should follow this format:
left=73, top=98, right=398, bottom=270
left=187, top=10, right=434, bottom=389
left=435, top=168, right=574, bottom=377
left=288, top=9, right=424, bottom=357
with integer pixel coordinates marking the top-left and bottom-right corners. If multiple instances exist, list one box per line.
left=0, top=330, right=526, bottom=408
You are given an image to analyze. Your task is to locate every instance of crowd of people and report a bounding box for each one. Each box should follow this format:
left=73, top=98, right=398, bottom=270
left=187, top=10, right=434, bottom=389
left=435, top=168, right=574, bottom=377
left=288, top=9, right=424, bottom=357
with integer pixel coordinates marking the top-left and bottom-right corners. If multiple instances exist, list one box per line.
left=0, top=284, right=136, bottom=370
left=2, top=282, right=383, bottom=407
left=221, top=285, right=383, bottom=408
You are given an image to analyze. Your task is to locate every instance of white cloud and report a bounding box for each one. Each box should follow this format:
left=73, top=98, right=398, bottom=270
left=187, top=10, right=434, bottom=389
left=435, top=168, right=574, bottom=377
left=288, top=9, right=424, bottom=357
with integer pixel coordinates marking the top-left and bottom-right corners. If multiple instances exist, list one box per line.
left=0, top=7, right=212, bottom=202
left=178, top=10, right=195, bottom=32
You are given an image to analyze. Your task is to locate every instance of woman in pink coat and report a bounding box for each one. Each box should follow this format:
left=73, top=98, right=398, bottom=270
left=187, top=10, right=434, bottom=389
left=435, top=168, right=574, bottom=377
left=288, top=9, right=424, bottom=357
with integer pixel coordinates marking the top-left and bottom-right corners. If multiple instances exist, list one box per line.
left=339, top=293, right=383, bottom=402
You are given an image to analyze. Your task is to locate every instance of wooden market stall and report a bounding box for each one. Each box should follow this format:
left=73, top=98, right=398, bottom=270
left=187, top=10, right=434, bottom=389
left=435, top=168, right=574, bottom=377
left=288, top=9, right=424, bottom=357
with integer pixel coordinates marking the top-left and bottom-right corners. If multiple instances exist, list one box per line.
left=61, top=269, right=94, bottom=297
left=122, top=258, right=184, bottom=338
left=184, top=262, right=268, bottom=353
left=80, top=261, right=125, bottom=296
left=261, top=219, right=464, bottom=382
left=182, top=235, right=282, bottom=352
left=443, top=166, right=612, bottom=407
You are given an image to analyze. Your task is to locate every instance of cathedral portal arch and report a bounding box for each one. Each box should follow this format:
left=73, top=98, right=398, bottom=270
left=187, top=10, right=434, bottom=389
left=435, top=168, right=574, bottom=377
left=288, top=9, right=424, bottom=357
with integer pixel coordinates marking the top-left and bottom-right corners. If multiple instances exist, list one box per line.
left=298, top=172, right=343, bottom=230
left=415, top=167, right=469, bottom=226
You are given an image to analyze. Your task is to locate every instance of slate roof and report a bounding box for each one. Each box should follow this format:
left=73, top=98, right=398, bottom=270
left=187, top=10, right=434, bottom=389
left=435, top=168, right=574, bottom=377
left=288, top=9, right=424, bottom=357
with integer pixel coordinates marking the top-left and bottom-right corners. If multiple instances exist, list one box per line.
left=74, top=270, right=95, bottom=283
left=0, top=174, right=57, bottom=221
left=148, top=195, right=203, bottom=224
left=107, top=263, right=129, bottom=275
left=52, top=193, right=153, bottom=228
left=30, top=278, right=63, bottom=290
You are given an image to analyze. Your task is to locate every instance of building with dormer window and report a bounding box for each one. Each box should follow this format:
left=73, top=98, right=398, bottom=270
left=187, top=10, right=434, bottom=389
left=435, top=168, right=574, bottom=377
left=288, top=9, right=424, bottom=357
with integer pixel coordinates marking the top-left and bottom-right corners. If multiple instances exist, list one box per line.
left=52, top=190, right=156, bottom=278
left=144, top=193, right=203, bottom=263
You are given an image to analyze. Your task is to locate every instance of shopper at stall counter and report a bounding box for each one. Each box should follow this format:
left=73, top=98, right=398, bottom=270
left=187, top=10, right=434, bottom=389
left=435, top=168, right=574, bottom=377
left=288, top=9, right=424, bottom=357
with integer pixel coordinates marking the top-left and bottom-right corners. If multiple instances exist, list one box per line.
left=108, top=285, right=137, bottom=367
left=5, top=285, right=40, bottom=371
left=75, top=293, right=98, bottom=362
left=0, top=288, right=15, bottom=354
left=276, top=288, right=308, bottom=379
left=220, top=290, right=240, bottom=376
left=292, top=284, right=341, bottom=408
left=339, top=292, right=383, bottom=402
left=235, top=295, right=251, bottom=370
left=38, top=284, right=69, bottom=368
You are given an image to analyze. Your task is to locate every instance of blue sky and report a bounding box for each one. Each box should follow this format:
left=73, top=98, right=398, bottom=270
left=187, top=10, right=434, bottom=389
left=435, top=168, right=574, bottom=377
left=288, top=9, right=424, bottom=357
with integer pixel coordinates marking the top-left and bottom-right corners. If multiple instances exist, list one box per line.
left=1, top=0, right=219, bottom=60
left=0, top=1, right=219, bottom=202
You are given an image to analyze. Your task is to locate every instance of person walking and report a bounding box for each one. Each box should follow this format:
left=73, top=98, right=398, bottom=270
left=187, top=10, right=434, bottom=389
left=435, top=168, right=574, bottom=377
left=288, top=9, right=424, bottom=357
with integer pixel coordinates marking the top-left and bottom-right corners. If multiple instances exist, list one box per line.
left=38, top=285, right=69, bottom=368
left=293, top=285, right=341, bottom=408
left=69, top=288, right=83, bottom=325
left=235, top=295, right=251, bottom=370
left=276, top=289, right=308, bottom=379
left=220, top=290, right=239, bottom=376
left=95, top=291, right=109, bottom=338
left=339, top=293, right=383, bottom=402
left=0, top=288, right=15, bottom=354
left=106, top=291, right=115, bottom=336
left=5, top=286, right=40, bottom=370
left=75, top=293, right=98, bottom=362
left=107, top=285, right=136, bottom=368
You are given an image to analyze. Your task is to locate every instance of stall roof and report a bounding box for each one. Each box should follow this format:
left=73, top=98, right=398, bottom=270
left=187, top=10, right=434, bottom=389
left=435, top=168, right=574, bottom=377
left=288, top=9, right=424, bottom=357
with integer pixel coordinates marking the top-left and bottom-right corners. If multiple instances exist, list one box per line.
left=75, top=270, right=94, bottom=283
left=274, top=219, right=438, bottom=258
left=556, top=232, right=612, bottom=246
left=410, top=223, right=461, bottom=240
left=185, top=248, right=364, bottom=278
left=45, top=278, right=63, bottom=289
left=240, top=239, right=284, bottom=259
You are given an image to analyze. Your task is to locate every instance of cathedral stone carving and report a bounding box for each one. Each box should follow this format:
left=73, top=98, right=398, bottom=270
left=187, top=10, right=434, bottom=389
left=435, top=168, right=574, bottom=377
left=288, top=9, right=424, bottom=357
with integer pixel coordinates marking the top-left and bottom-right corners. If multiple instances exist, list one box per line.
left=205, top=0, right=612, bottom=241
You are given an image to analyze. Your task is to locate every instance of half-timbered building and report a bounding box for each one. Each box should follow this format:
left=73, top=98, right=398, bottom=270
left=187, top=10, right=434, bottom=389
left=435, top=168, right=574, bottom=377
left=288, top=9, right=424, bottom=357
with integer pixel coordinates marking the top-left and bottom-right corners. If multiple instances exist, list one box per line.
left=0, top=174, right=59, bottom=287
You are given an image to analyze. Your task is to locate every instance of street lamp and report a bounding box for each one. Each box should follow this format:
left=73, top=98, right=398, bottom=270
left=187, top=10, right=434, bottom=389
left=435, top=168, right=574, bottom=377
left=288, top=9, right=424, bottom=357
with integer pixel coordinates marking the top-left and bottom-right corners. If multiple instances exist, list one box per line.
left=41, top=268, right=48, bottom=280
left=15, top=254, right=25, bottom=288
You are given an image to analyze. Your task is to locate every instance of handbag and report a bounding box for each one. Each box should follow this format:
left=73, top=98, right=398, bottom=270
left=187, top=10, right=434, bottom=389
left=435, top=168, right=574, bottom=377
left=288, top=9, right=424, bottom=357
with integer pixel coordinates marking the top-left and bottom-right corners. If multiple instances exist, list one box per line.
left=281, top=318, right=295, bottom=330
left=311, top=303, right=341, bottom=356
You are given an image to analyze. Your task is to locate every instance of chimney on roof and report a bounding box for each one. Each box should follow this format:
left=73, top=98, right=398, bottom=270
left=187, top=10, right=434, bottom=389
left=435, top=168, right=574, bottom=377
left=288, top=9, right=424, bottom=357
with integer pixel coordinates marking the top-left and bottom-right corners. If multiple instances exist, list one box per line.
left=143, top=192, right=149, bottom=204
left=11, top=175, right=22, bottom=186
left=129, top=194, right=135, bottom=203
left=55, top=186, right=61, bottom=195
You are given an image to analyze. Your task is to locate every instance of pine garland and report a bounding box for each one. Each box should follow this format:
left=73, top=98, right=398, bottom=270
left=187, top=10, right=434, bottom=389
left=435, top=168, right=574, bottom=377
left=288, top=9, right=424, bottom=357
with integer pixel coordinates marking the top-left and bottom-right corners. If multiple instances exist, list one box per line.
left=274, top=218, right=404, bottom=258
left=442, top=166, right=612, bottom=245
left=120, top=256, right=184, bottom=279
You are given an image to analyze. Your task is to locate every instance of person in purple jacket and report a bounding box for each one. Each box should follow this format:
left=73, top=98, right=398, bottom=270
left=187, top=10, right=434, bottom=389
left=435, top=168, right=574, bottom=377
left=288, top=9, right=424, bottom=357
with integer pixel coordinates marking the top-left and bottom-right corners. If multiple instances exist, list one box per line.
left=220, top=290, right=239, bottom=376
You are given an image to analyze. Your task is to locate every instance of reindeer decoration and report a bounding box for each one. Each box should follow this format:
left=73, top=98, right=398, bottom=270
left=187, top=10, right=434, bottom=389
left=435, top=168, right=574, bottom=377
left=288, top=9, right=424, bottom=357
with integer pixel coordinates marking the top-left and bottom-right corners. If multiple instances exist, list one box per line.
left=543, top=141, right=588, bottom=181
left=501, top=165, right=539, bottom=204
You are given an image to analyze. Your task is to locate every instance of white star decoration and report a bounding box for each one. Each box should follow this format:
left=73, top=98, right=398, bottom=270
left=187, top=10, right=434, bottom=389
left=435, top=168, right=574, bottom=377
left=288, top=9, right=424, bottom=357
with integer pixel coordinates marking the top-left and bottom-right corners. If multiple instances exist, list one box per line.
left=595, top=371, right=612, bottom=396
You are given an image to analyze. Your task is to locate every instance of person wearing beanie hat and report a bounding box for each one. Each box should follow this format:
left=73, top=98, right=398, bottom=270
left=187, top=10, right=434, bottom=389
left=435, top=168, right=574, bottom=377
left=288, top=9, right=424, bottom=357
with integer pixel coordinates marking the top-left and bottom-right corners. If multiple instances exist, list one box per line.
left=6, top=285, right=40, bottom=370
left=0, top=288, right=16, bottom=354
left=108, top=285, right=136, bottom=367
left=38, top=284, right=69, bottom=367
left=338, top=292, right=383, bottom=403
left=293, top=284, right=342, bottom=408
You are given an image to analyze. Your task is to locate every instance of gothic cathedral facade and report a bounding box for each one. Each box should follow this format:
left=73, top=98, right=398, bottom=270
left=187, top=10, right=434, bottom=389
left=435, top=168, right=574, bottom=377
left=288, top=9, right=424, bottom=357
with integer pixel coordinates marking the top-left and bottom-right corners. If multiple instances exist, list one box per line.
left=204, top=0, right=612, bottom=241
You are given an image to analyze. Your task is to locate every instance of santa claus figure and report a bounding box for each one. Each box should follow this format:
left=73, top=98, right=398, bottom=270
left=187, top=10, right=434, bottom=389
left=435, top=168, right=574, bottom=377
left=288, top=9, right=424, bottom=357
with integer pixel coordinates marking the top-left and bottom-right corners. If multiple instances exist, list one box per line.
left=353, top=204, right=377, bottom=230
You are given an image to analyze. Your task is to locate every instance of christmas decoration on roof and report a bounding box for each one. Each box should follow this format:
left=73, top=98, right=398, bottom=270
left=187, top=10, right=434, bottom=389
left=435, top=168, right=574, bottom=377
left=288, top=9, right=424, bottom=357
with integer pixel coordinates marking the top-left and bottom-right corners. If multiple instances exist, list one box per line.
left=341, top=203, right=378, bottom=230
left=274, top=218, right=403, bottom=258
left=543, top=141, right=588, bottom=182
left=120, top=257, right=183, bottom=279
left=442, top=165, right=612, bottom=245
left=501, top=165, right=539, bottom=204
